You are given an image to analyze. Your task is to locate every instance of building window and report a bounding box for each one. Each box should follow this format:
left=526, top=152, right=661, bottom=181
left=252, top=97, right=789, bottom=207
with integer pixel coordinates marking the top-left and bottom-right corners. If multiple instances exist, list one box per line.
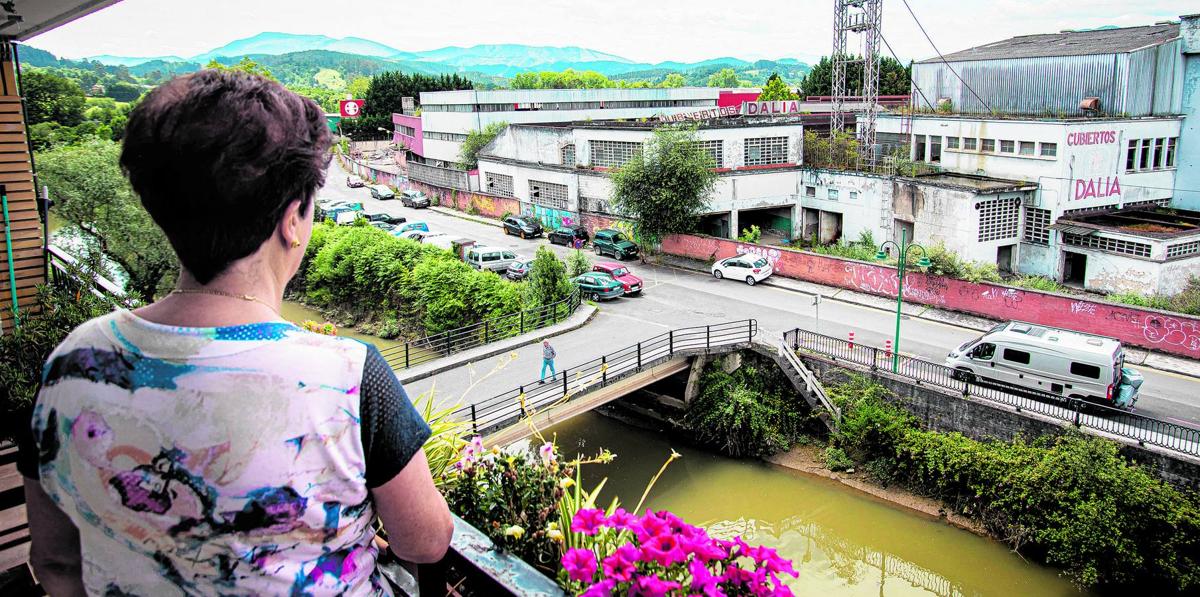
left=963, top=138, right=977, bottom=151
left=977, top=197, right=1021, bottom=242
left=1140, top=139, right=1152, bottom=170
left=1062, top=233, right=1152, bottom=258
left=1153, top=138, right=1165, bottom=169
left=1019, top=141, right=1035, bottom=156
left=849, top=191, right=859, bottom=201
left=529, top=180, right=569, bottom=210
left=395, top=124, right=416, bottom=137
left=423, top=131, right=468, bottom=141
left=561, top=144, right=576, bottom=166
left=929, top=136, right=942, bottom=163
left=484, top=172, right=514, bottom=197
left=805, top=186, right=816, bottom=197
left=1126, top=140, right=1138, bottom=172
left=744, top=136, right=789, bottom=166
left=1040, top=142, right=1057, bottom=157
left=1023, top=207, right=1051, bottom=245
left=1167, top=240, right=1200, bottom=259
left=589, top=140, right=642, bottom=168
left=828, top=189, right=840, bottom=200
left=947, top=137, right=960, bottom=149
left=1167, top=138, right=1178, bottom=167
left=982, top=139, right=995, bottom=152
left=693, top=140, right=724, bottom=168
left=1000, top=140, right=1014, bottom=153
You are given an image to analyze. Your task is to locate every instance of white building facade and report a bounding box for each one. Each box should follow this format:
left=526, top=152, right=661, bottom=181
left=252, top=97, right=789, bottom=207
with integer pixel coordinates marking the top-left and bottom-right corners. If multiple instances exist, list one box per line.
left=418, top=88, right=721, bottom=165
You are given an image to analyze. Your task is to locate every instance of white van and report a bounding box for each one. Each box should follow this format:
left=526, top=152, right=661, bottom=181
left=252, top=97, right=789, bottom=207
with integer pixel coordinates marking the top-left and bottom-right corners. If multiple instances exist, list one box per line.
left=464, top=246, right=519, bottom=272
left=945, top=321, right=1140, bottom=408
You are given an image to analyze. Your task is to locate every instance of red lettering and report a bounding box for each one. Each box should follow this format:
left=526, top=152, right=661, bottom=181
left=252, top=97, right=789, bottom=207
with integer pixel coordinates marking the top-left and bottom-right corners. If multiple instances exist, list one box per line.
left=788, top=100, right=799, bottom=113
left=1109, top=177, right=1121, bottom=197
left=1075, top=179, right=1086, bottom=200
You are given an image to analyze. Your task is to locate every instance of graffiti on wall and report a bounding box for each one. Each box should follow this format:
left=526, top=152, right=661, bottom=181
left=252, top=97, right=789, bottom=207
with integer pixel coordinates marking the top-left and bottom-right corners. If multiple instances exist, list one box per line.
left=737, top=245, right=781, bottom=266
left=527, top=205, right=578, bottom=230
left=844, top=263, right=947, bottom=305
left=1106, top=310, right=1200, bottom=352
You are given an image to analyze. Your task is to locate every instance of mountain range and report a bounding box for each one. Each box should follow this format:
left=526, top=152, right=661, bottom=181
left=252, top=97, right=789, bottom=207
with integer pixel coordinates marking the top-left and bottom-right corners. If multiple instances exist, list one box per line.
left=45, top=32, right=808, bottom=80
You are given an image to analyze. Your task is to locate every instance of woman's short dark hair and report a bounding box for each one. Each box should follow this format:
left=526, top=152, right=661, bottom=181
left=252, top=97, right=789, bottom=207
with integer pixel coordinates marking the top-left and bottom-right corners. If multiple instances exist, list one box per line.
left=120, top=69, right=332, bottom=283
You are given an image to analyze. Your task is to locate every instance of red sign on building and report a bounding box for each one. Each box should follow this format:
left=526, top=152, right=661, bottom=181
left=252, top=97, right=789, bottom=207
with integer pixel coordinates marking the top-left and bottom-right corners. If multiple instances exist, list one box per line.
left=339, top=99, right=365, bottom=119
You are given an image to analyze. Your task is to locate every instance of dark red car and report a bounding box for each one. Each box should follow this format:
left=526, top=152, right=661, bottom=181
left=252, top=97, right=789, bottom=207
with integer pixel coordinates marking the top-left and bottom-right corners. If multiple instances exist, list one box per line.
left=593, top=262, right=643, bottom=295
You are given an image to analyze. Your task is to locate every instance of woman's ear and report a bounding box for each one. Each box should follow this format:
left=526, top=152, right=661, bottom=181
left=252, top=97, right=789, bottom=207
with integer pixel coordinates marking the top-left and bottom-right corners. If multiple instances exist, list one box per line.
left=280, top=199, right=307, bottom=248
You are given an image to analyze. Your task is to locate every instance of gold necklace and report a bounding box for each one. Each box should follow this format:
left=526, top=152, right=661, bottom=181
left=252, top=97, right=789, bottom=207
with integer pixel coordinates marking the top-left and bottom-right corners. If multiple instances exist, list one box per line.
left=170, top=287, right=282, bottom=317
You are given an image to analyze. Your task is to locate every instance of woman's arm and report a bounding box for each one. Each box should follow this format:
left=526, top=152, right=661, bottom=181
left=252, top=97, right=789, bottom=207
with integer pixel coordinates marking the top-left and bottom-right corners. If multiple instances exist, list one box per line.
left=370, top=450, right=453, bottom=563
left=24, top=479, right=85, bottom=596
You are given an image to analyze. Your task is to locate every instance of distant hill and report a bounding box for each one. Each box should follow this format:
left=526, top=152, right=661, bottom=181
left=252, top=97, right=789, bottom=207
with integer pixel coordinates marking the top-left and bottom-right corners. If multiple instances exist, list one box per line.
left=409, top=44, right=633, bottom=68
left=192, top=32, right=410, bottom=63
left=89, top=54, right=187, bottom=67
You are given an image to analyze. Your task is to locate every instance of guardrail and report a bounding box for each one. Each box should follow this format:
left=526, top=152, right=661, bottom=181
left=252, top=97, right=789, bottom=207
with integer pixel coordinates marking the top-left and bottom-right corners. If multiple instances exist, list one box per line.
left=46, top=245, right=131, bottom=305
left=454, top=320, right=758, bottom=437
left=784, top=328, right=1200, bottom=457
left=777, top=340, right=841, bottom=423
left=380, top=290, right=582, bottom=371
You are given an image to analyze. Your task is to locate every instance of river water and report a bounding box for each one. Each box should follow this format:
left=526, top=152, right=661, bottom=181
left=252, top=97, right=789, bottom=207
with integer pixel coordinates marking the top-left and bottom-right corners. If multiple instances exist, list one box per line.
left=549, top=412, right=1082, bottom=597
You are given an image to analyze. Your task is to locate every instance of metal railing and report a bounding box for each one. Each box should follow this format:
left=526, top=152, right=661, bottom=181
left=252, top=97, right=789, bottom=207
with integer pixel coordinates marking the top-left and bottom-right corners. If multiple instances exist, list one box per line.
left=784, top=328, right=1200, bottom=457
left=454, top=320, right=758, bottom=437
left=46, top=245, right=131, bottom=305
left=380, top=290, right=583, bottom=371
left=777, top=340, right=841, bottom=423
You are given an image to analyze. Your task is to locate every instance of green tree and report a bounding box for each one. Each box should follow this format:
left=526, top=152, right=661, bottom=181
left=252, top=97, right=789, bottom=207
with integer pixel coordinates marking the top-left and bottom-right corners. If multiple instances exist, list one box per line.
left=800, top=55, right=910, bottom=97
left=105, top=81, right=143, bottom=102
left=346, top=76, right=371, bottom=99
left=524, top=246, right=573, bottom=315
left=757, top=73, right=798, bottom=101
left=342, top=71, right=473, bottom=138
left=289, top=85, right=342, bottom=112
left=38, top=139, right=177, bottom=302
left=457, top=121, right=507, bottom=170
left=659, top=73, right=686, bottom=88
left=205, top=57, right=276, bottom=81
left=566, top=249, right=592, bottom=277
left=706, top=68, right=740, bottom=88
left=23, top=70, right=86, bottom=126
left=611, top=125, right=719, bottom=246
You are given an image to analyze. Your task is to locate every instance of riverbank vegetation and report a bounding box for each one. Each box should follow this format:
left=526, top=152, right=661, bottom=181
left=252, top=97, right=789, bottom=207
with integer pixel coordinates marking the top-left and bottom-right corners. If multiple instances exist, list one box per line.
left=685, top=355, right=810, bottom=458
left=824, top=374, right=1200, bottom=593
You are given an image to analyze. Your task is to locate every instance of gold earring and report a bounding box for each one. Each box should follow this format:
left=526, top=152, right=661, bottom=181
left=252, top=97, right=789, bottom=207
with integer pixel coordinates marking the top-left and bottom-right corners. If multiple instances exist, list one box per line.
left=291, top=240, right=300, bottom=248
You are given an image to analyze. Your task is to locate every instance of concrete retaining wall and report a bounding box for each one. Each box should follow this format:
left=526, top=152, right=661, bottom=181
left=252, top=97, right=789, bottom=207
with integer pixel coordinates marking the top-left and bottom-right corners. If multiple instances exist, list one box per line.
left=798, top=353, right=1200, bottom=490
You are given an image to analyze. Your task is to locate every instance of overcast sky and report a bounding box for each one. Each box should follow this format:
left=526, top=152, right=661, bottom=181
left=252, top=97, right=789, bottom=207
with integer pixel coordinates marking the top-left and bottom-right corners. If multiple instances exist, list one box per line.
left=28, top=0, right=1194, bottom=64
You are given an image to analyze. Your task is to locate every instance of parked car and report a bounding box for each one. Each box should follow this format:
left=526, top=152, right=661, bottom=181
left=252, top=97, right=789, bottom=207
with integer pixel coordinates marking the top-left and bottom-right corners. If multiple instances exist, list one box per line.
left=400, top=189, right=431, bottom=208
left=592, top=262, right=643, bottom=295
left=505, top=258, right=534, bottom=281
left=394, top=230, right=426, bottom=241
left=464, top=246, right=520, bottom=272
left=548, top=225, right=590, bottom=247
left=502, top=215, right=544, bottom=239
left=593, top=229, right=639, bottom=260
left=363, top=211, right=406, bottom=225
left=333, top=210, right=360, bottom=226
left=369, top=221, right=396, bottom=232
left=945, top=321, right=1141, bottom=408
left=572, top=272, right=624, bottom=301
left=346, top=176, right=365, bottom=188
left=396, top=221, right=429, bottom=233
left=369, top=185, right=395, bottom=200
left=711, top=254, right=773, bottom=286
left=326, top=200, right=364, bottom=212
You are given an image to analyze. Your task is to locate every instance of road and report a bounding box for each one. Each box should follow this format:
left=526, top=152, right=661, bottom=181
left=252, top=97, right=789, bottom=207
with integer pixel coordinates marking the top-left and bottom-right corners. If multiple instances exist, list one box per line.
left=319, top=166, right=1200, bottom=427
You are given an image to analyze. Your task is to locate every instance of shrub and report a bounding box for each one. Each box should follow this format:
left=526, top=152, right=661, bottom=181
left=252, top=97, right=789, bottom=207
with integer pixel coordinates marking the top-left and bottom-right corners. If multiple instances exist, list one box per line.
left=566, top=249, right=592, bottom=278
left=525, top=246, right=574, bottom=319
left=924, top=242, right=1002, bottom=283
left=825, top=374, right=1200, bottom=592
left=685, top=358, right=806, bottom=458
left=823, top=446, right=854, bottom=471
left=737, top=224, right=762, bottom=244
left=1008, top=275, right=1069, bottom=293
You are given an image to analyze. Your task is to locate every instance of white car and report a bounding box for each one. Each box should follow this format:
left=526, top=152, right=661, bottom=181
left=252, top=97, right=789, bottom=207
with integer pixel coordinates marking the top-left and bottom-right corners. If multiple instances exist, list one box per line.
left=711, top=254, right=773, bottom=286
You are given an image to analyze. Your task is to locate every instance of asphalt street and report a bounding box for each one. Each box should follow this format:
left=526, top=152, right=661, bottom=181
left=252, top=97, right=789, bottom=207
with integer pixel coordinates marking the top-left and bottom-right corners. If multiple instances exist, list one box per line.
left=320, top=166, right=1200, bottom=427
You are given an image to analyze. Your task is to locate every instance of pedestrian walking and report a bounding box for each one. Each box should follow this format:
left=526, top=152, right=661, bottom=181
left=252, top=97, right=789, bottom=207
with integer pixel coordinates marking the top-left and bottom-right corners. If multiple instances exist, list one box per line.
left=540, top=340, right=557, bottom=383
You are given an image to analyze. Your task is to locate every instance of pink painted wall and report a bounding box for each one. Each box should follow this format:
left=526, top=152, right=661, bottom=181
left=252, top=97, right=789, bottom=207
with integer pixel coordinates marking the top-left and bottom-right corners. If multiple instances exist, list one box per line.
left=392, top=113, right=423, bottom=157
left=406, top=180, right=520, bottom=220
left=718, top=90, right=760, bottom=108
left=662, top=233, right=1200, bottom=359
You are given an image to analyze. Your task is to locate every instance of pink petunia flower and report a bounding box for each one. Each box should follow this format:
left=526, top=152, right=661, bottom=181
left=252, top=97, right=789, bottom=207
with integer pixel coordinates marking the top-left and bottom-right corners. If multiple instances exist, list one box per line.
left=581, top=579, right=616, bottom=597
left=631, top=573, right=681, bottom=597
left=634, top=510, right=671, bottom=543
left=538, top=442, right=556, bottom=466
left=602, top=545, right=640, bottom=582
left=571, top=508, right=607, bottom=535
left=641, top=532, right=687, bottom=567
left=605, top=507, right=636, bottom=530
left=561, top=548, right=598, bottom=583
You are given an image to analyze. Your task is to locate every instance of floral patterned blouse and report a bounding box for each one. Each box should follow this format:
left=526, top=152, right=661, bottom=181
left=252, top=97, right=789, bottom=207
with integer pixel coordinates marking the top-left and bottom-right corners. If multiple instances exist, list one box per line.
left=19, top=310, right=430, bottom=596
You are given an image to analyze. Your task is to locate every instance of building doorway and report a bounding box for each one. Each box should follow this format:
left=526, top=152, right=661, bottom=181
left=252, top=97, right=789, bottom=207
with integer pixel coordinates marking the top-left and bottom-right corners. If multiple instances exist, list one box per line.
left=1063, top=252, right=1087, bottom=286
left=997, top=245, right=1015, bottom=273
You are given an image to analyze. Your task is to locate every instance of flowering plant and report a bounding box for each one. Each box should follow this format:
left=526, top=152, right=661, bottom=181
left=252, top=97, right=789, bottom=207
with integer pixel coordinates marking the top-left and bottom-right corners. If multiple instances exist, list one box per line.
left=561, top=507, right=798, bottom=596
left=301, top=320, right=338, bottom=336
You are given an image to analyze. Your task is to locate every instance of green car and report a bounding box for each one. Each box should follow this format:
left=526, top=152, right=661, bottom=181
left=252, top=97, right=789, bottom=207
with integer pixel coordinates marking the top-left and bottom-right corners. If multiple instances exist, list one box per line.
left=593, top=229, right=639, bottom=260
left=572, top=272, right=624, bottom=301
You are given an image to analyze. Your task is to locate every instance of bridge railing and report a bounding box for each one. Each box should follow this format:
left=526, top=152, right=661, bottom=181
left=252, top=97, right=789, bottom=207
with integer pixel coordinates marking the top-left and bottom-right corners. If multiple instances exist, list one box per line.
left=455, top=320, right=759, bottom=437
left=380, top=290, right=582, bottom=371
left=784, top=328, right=1200, bottom=457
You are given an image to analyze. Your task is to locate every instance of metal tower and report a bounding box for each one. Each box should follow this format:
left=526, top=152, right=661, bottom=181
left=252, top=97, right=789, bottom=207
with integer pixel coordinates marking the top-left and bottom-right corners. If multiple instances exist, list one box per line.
left=830, top=0, right=883, bottom=164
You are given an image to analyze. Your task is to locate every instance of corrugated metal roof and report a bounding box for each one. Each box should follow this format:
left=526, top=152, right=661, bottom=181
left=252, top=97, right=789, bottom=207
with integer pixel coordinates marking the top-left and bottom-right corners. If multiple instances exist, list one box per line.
left=919, top=24, right=1179, bottom=63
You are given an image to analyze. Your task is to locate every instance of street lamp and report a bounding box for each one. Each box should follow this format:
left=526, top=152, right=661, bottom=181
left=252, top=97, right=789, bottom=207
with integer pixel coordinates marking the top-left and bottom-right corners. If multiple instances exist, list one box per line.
left=874, top=228, right=931, bottom=372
